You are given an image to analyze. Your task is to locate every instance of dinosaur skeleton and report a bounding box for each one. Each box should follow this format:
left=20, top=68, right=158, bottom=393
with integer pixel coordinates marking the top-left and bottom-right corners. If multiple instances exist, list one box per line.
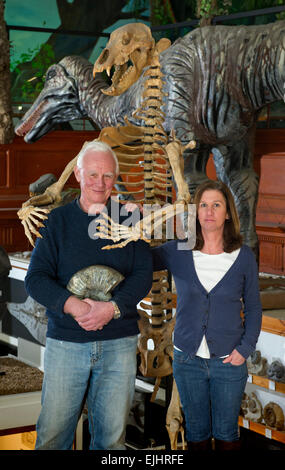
left=165, top=379, right=185, bottom=450
left=92, top=24, right=195, bottom=449
left=93, top=22, right=156, bottom=97
left=92, top=28, right=190, bottom=422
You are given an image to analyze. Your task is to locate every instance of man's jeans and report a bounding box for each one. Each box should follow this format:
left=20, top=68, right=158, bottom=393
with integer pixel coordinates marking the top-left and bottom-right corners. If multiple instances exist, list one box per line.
left=173, top=350, right=248, bottom=442
left=35, top=336, right=138, bottom=450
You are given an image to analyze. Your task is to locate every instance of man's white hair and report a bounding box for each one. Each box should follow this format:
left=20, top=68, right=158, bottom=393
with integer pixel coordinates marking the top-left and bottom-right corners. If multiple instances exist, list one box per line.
left=76, top=140, right=119, bottom=175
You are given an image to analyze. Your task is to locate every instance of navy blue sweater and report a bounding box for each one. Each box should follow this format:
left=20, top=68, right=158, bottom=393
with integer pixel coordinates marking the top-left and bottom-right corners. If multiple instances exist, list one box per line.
left=25, top=199, right=153, bottom=342
left=152, top=241, right=262, bottom=359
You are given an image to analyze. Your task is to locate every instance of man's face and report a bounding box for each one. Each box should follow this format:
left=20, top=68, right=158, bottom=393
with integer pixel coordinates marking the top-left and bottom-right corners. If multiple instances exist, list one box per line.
left=74, top=150, right=117, bottom=212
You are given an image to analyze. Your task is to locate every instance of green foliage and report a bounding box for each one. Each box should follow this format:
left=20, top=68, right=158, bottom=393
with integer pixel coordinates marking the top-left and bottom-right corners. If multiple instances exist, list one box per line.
left=11, top=43, right=55, bottom=101
left=197, top=0, right=232, bottom=22
left=151, top=0, right=175, bottom=26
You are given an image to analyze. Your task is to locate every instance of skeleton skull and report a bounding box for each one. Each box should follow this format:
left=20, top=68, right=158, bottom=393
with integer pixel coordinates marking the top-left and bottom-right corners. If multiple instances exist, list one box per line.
left=93, top=23, right=155, bottom=96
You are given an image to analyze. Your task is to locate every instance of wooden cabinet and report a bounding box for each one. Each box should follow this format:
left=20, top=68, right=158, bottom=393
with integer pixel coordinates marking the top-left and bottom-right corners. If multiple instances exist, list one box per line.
left=255, top=147, right=285, bottom=275
left=254, top=130, right=285, bottom=275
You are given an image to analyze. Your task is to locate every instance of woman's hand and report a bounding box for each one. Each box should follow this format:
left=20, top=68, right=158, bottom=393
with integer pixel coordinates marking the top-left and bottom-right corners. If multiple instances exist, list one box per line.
left=223, top=349, right=245, bottom=366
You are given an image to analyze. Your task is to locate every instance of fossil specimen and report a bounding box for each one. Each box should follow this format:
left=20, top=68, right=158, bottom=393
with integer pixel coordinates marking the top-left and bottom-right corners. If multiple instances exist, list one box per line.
left=67, top=264, right=124, bottom=301
left=263, top=402, right=284, bottom=430
left=240, top=392, right=263, bottom=423
left=247, top=350, right=268, bottom=376
left=267, top=360, right=285, bottom=383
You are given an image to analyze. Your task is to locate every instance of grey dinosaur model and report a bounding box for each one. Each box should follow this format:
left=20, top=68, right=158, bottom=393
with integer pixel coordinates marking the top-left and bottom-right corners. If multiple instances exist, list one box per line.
left=15, top=21, right=285, bottom=256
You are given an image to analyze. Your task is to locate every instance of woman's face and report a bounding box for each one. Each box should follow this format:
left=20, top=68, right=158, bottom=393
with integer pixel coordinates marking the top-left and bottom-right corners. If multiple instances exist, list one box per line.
left=198, top=189, right=229, bottom=234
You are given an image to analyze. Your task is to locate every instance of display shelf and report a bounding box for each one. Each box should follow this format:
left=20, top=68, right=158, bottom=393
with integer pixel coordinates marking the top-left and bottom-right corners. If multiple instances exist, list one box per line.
left=0, top=390, right=42, bottom=432
left=238, top=416, right=285, bottom=443
left=243, top=310, right=285, bottom=445
left=247, top=373, right=285, bottom=395
left=261, top=311, right=285, bottom=336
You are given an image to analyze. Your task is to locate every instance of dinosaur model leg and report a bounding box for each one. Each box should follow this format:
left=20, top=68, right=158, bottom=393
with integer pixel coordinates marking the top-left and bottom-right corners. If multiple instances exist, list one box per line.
left=182, top=145, right=212, bottom=197
left=212, top=136, right=259, bottom=260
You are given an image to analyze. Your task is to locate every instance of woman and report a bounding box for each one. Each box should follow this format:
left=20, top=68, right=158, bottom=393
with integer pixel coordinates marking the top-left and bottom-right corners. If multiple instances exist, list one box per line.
left=152, top=180, right=262, bottom=451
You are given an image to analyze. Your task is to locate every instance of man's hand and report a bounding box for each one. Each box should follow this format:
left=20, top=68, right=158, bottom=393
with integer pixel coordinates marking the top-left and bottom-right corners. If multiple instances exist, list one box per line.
left=63, top=295, right=91, bottom=320
left=223, top=349, right=245, bottom=366
left=76, top=299, right=115, bottom=331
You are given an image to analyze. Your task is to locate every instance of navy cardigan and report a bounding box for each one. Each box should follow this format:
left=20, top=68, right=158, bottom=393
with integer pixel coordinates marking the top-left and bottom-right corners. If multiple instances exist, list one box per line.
left=25, top=199, right=153, bottom=343
left=152, top=241, right=262, bottom=359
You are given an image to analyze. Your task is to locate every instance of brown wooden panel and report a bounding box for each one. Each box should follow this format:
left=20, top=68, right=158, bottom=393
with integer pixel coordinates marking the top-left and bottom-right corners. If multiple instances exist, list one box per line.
left=0, top=209, right=32, bottom=252
left=0, top=131, right=98, bottom=201
left=258, top=153, right=285, bottom=195
left=257, top=196, right=285, bottom=226
left=0, top=149, right=7, bottom=188
left=256, top=153, right=285, bottom=226
left=259, top=241, right=283, bottom=273
left=257, top=225, right=285, bottom=275
left=255, top=128, right=285, bottom=157
left=14, top=149, right=79, bottom=189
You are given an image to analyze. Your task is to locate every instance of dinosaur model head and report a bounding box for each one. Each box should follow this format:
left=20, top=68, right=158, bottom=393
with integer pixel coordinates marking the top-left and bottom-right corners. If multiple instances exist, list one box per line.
left=93, top=22, right=155, bottom=96
left=15, top=58, right=87, bottom=143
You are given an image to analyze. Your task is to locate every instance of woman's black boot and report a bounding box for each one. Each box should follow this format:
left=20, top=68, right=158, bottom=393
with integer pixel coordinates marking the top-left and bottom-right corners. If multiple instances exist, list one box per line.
left=187, top=438, right=213, bottom=451
left=214, top=439, right=241, bottom=451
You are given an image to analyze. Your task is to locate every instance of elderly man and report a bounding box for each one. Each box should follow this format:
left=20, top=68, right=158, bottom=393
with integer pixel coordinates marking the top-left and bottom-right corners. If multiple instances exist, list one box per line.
left=25, top=140, right=153, bottom=450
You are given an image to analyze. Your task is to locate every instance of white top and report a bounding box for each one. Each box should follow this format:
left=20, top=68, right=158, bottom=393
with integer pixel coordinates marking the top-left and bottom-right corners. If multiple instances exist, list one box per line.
left=194, top=249, right=240, bottom=358
left=174, top=248, right=240, bottom=358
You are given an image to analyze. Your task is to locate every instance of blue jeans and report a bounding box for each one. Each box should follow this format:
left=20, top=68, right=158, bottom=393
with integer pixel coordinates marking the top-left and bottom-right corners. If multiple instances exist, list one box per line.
left=35, top=336, right=138, bottom=450
left=173, top=350, right=248, bottom=442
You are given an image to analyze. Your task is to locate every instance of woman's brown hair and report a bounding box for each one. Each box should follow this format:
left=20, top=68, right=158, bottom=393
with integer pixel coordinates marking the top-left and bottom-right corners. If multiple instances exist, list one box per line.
left=193, top=180, right=243, bottom=252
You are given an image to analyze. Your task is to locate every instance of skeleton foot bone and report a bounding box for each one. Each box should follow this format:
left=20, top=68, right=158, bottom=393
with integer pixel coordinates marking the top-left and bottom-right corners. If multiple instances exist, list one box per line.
left=94, top=201, right=188, bottom=249
left=17, top=205, right=50, bottom=246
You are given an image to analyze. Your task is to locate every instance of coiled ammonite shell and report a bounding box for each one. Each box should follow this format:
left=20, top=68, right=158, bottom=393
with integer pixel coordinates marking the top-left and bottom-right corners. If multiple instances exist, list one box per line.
left=247, top=350, right=268, bottom=376
left=67, top=265, right=124, bottom=301
left=263, top=402, right=284, bottom=430
left=240, top=392, right=263, bottom=422
left=267, top=360, right=285, bottom=383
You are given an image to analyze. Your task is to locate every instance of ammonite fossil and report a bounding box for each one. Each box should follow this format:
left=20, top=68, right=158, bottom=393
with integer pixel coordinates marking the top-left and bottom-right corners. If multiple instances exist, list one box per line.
left=263, top=402, right=284, bottom=430
left=240, top=392, right=263, bottom=423
left=67, top=265, right=124, bottom=301
left=267, top=360, right=285, bottom=383
left=247, top=350, right=268, bottom=376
